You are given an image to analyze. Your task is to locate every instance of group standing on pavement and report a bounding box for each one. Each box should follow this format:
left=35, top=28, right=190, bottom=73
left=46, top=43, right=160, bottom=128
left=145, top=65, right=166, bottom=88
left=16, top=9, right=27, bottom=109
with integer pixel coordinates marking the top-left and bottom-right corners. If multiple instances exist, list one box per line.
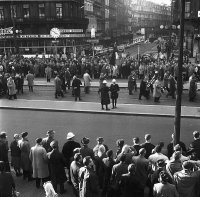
left=1, top=129, right=200, bottom=197
left=0, top=49, right=199, bottom=104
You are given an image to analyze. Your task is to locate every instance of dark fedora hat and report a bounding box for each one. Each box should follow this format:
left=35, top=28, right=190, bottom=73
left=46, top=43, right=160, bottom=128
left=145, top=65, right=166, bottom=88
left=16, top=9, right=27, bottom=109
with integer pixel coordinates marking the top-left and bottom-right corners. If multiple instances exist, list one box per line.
left=81, top=137, right=90, bottom=145
left=0, top=131, right=7, bottom=139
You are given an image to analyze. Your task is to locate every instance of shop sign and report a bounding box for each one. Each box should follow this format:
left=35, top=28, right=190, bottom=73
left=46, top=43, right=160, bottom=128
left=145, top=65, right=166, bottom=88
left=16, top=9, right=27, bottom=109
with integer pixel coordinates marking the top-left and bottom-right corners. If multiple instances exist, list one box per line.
left=86, top=39, right=99, bottom=43
left=94, top=45, right=103, bottom=51
left=19, top=34, right=85, bottom=39
left=0, top=35, right=14, bottom=39
left=59, top=29, right=83, bottom=33
left=0, top=27, right=13, bottom=35
left=133, top=36, right=145, bottom=45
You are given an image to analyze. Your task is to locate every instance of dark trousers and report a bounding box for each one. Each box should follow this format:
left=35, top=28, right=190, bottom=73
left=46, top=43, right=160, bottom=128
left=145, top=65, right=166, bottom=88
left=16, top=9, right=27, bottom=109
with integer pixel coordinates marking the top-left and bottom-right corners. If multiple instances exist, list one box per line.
left=112, top=99, right=117, bottom=108
left=55, top=90, right=64, bottom=98
left=23, top=170, right=32, bottom=181
left=8, top=94, right=17, bottom=100
left=35, top=177, right=49, bottom=188
left=66, top=80, right=70, bottom=89
left=29, top=86, right=33, bottom=92
left=52, top=181, right=65, bottom=193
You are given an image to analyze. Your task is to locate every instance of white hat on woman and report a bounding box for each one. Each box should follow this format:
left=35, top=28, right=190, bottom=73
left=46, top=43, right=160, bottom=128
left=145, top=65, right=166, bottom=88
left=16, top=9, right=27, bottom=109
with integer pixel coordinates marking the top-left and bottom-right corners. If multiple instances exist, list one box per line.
left=103, top=80, right=107, bottom=84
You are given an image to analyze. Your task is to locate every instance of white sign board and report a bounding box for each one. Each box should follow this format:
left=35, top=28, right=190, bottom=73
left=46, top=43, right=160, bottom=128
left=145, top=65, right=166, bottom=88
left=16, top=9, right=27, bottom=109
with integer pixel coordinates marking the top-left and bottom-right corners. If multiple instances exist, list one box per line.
left=133, top=36, right=145, bottom=45
left=91, top=28, right=95, bottom=38
left=0, top=27, right=13, bottom=35
left=198, top=11, right=200, bottom=17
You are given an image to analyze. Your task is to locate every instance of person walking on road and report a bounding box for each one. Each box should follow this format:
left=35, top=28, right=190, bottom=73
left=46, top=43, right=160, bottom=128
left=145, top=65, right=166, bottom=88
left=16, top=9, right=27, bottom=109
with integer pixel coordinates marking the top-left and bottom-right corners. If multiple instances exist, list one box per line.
left=7, top=76, right=17, bottom=100
left=29, top=138, right=49, bottom=188
left=110, top=79, right=120, bottom=109
left=83, top=70, right=92, bottom=94
left=99, top=80, right=110, bottom=110
left=26, top=71, right=34, bottom=92
left=72, top=75, right=82, bottom=101
left=54, top=74, right=64, bottom=99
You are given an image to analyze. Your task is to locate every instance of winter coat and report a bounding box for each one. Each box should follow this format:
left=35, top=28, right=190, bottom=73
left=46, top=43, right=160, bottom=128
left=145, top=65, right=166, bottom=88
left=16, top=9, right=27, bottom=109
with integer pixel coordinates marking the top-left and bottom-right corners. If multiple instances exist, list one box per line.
left=153, top=80, right=162, bottom=98
left=26, top=73, right=34, bottom=86
left=18, top=139, right=32, bottom=171
left=45, top=66, right=52, bottom=79
left=100, top=85, right=110, bottom=105
left=54, top=76, right=62, bottom=91
left=83, top=73, right=91, bottom=87
left=110, top=84, right=119, bottom=99
left=7, top=78, right=16, bottom=95
left=79, top=166, right=100, bottom=197
left=47, top=148, right=67, bottom=184
left=29, top=144, right=49, bottom=178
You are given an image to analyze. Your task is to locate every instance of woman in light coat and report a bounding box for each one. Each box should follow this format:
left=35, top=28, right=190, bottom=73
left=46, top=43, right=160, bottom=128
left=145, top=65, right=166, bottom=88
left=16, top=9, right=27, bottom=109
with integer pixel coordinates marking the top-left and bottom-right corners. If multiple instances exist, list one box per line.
left=7, top=76, right=17, bottom=99
left=153, top=79, right=162, bottom=103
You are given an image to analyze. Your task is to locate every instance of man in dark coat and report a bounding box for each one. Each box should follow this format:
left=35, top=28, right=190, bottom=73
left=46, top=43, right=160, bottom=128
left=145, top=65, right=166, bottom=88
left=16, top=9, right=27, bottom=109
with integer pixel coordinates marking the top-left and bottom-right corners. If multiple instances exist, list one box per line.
left=79, top=156, right=100, bottom=197
left=54, top=74, right=64, bottom=99
left=189, top=75, right=197, bottom=102
left=110, top=79, right=120, bottom=109
left=119, top=164, right=142, bottom=197
left=188, top=131, right=200, bottom=160
left=139, top=75, right=150, bottom=100
left=0, top=161, right=16, bottom=197
left=47, top=141, right=67, bottom=194
left=10, top=134, right=21, bottom=176
left=132, top=137, right=142, bottom=156
left=70, top=153, right=83, bottom=197
left=72, top=75, right=82, bottom=101
left=99, top=80, right=110, bottom=110
left=0, top=131, right=10, bottom=172
left=62, top=132, right=81, bottom=184
left=132, top=148, right=151, bottom=197
left=128, top=72, right=137, bottom=95
left=80, top=137, right=94, bottom=160
left=166, top=73, right=176, bottom=99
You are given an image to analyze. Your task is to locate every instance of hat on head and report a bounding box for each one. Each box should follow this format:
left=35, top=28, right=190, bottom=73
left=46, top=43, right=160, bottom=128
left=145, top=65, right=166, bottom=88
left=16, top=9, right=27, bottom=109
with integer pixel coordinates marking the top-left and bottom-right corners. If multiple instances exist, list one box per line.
left=35, top=138, right=42, bottom=144
left=21, top=132, right=28, bottom=138
left=103, top=80, right=107, bottom=84
left=14, top=134, right=20, bottom=139
left=0, top=131, right=7, bottom=139
left=46, top=130, right=55, bottom=135
left=96, top=137, right=104, bottom=142
left=112, top=79, right=116, bottom=83
left=81, top=137, right=90, bottom=145
left=66, top=132, right=75, bottom=140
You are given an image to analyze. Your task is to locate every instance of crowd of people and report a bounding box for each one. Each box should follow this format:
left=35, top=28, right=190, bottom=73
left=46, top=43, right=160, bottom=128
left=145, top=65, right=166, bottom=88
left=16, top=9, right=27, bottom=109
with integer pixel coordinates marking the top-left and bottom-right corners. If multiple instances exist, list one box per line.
left=0, top=52, right=199, bottom=106
left=0, top=128, right=200, bottom=197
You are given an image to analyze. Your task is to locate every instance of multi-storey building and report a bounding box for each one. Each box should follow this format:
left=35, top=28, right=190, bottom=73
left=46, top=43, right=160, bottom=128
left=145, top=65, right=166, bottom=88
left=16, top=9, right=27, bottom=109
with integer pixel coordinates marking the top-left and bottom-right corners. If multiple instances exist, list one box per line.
left=131, top=0, right=171, bottom=39
left=0, top=0, right=89, bottom=54
left=173, top=0, right=200, bottom=58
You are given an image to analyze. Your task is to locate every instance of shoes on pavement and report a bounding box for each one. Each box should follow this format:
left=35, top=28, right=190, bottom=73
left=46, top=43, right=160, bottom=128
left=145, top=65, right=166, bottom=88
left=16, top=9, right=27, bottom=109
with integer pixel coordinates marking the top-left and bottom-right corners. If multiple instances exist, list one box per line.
left=106, top=108, right=110, bottom=111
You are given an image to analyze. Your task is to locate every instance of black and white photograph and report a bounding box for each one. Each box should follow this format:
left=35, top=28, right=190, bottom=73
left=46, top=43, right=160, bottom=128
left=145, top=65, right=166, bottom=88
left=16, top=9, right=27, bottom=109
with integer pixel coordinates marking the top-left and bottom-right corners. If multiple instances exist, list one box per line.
left=0, top=0, right=200, bottom=196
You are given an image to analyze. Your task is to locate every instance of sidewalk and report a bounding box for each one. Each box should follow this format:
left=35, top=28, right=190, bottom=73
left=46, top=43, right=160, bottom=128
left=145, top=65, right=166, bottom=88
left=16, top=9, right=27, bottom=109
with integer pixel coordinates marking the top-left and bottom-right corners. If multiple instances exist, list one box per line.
left=24, top=78, right=200, bottom=90
left=0, top=99, right=200, bottom=118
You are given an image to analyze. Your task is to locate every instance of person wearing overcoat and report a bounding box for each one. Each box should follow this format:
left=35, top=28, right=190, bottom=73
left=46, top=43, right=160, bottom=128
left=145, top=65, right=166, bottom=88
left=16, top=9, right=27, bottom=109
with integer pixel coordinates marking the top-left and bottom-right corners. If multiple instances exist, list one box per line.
left=110, top=79, right=120, bottom=109
left=99, top=80, right=110, bottom=110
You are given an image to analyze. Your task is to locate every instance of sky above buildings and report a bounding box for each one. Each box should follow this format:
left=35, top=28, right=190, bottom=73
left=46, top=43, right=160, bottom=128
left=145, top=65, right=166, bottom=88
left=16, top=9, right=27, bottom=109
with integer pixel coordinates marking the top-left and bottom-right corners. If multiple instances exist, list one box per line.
left=148, top=0, right=171, bottom=5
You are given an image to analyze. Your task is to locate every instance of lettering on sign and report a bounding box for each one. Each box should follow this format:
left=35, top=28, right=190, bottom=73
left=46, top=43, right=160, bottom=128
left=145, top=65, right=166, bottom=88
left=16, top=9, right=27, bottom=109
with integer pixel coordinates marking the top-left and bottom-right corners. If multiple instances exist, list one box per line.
left=0, top=27, right=13, bottom=35
left=133, top=36, right=145, bottom=45
left=59, top=29, right=83, bottom=33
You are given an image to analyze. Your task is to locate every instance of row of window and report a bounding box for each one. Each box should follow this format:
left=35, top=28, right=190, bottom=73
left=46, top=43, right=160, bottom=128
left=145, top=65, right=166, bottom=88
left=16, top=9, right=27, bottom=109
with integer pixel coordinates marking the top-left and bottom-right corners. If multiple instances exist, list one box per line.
left=0, top=3, right=82, bottom=20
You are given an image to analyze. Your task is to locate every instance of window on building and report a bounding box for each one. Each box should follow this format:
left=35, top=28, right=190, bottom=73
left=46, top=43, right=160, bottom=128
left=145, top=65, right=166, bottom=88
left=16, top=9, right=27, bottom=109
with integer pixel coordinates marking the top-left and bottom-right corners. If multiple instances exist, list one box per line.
left=10, top=5, right=17, bottom=18
left=23, top=4, right=30, bottom=18
left=39, top=4, right=45, bottom=18
left=56, top=3, right=62, bottom=18
left=185, top=1, right=190, bottom=18
left=0, top=6, right=4, bottom=20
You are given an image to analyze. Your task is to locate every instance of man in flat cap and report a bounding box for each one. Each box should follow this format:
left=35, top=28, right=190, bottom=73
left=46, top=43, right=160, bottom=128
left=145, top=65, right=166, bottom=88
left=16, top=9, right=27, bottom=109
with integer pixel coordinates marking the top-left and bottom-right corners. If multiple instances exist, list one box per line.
left=80, top=137, right=94, bottom=159
left=10, top=134, right=22, bottom=176
left=0, top=131, right=10, bottom=172
left=18, top=132, right=33, bottom=181
left=30, top=138, right=49, bottom=188
left=42, top=130, right=56, bottom=153
left=62, top=132, right=80, bottom=184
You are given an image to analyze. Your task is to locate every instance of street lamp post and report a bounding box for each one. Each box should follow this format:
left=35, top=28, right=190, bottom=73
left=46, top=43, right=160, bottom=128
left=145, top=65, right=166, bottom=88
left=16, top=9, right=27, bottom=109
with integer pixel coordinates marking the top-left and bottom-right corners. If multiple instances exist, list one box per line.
left=174, top=0, right=185, bottom=146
